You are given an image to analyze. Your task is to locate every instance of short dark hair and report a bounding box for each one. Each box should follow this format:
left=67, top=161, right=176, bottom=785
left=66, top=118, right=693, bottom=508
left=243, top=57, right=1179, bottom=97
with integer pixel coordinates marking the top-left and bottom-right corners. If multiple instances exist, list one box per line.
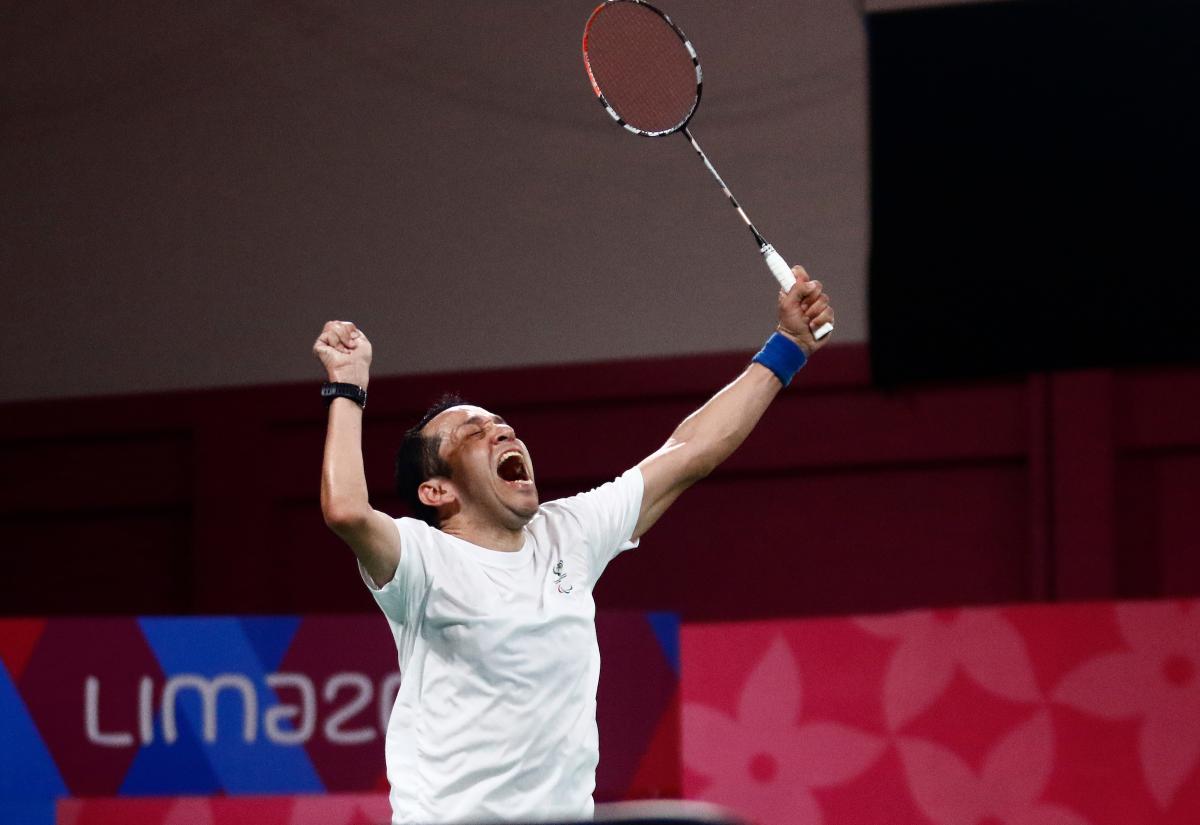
left=394, top=393, right=468, bottom=527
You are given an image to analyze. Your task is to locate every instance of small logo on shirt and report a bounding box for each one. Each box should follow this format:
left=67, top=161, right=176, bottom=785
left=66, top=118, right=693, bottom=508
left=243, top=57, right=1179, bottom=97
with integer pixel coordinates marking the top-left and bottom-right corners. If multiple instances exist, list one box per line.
left=553, top=560, right=574, bottom=595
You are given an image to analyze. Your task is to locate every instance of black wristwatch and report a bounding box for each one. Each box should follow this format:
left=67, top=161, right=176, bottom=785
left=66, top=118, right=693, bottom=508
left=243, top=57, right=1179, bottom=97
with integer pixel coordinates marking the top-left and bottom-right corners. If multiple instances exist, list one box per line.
left=321, top=382, right=367, bottom=409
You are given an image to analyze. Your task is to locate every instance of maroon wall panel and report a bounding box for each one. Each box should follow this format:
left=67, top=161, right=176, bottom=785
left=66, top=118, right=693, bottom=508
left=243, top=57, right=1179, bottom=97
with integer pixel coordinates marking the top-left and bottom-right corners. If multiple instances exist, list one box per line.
left=3, top=511, right=191, bottom=614
left=597, top=463, right=1031, bottom=620
left=1115, top=368, right=1200, bottom=600
left=2, top=346, right=1198, bottom=619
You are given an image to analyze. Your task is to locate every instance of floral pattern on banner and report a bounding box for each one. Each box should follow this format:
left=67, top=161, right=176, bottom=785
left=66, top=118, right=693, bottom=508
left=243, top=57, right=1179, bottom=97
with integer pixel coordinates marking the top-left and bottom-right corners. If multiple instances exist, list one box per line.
left=857, top=609, right=1043, bottom=731
left=1053, top=601, right=1200, bottom=811
left=898, top=711, right=1089, bottom=825
left=681, top=600, right=1200, bottom=825
left=684, top=636, right=884, bottom=825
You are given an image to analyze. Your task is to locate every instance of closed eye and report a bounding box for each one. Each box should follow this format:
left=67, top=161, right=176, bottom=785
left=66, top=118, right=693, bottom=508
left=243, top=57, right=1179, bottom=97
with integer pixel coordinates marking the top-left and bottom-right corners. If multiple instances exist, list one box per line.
left=451, top=424, right=484, bottom=443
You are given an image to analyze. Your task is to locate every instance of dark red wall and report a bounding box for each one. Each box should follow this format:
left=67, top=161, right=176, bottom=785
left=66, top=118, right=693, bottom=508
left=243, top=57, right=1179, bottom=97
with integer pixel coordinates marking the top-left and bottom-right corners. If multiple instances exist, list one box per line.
left=3, top=345, right=1198, bottom=620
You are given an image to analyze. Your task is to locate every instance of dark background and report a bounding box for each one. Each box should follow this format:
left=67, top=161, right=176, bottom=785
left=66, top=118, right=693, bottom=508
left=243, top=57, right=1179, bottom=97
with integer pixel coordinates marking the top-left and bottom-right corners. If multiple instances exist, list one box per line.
left=869, top=0, right=1200, bottom=385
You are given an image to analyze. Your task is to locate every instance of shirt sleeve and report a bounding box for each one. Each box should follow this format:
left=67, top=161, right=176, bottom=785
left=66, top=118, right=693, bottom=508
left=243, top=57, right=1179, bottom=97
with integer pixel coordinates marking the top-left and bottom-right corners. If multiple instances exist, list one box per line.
left=547, top=466, right=644, bottom=582
left=356, top=517, right=431, bottom=626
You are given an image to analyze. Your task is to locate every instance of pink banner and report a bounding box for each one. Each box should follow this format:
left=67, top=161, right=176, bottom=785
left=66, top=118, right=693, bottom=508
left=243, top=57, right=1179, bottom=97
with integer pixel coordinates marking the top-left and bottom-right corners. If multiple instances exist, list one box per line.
left=681, top=600, right=1200, bottom=825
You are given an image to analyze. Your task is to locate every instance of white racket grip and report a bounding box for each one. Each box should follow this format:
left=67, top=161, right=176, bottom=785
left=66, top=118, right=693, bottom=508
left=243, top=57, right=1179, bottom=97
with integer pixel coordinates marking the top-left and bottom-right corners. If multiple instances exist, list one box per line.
left=760, top=243, right=795, bottom=292
left=761, top=244, right=834, bottom=341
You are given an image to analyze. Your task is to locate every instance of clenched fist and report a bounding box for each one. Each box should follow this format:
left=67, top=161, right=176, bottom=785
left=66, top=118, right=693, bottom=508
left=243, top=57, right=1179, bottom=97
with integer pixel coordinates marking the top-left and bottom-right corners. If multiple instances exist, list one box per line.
left=313, top=320, right=372, bottom=389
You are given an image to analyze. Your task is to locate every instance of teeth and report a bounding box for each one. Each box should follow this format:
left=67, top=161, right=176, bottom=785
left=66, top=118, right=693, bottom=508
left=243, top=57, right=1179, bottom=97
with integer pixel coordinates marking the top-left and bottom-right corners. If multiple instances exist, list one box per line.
left=496, top=449, right=530, bottom=484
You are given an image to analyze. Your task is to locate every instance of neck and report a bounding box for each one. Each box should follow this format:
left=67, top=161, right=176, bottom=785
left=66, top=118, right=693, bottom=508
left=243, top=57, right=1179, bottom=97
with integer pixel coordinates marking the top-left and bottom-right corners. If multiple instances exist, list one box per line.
left=439, top=513, right=525, bottom=552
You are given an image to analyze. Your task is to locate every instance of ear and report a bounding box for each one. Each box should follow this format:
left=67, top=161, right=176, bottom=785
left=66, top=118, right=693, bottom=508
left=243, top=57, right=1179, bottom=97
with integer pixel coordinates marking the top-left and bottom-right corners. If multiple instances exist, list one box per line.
left=417, top=477, right=456, bottom=509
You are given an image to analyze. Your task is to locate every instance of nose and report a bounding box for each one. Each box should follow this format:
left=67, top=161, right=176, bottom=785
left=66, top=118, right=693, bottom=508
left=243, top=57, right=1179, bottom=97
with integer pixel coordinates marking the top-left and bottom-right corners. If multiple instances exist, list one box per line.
left=493, top=423, right=516, bottom=443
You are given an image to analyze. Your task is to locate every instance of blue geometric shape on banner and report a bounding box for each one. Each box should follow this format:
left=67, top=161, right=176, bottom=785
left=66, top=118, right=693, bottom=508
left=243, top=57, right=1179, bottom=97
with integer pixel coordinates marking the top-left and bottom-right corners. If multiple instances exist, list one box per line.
left=118, top=710, right=223, bottom=795
left=0, top=663, right=67, bottom=801
left=0, top=799, right=57, bottom=825
left=646, top=612, right=680, bottom=677
left=138, top=617, right=324, bottom=794
left=239, top=616, right=301, bottom=673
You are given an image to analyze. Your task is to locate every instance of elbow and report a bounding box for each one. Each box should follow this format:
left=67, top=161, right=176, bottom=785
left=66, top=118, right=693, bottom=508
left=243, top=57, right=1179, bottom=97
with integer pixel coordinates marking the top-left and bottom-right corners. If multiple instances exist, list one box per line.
left=322, top=499, right=371, bottom=534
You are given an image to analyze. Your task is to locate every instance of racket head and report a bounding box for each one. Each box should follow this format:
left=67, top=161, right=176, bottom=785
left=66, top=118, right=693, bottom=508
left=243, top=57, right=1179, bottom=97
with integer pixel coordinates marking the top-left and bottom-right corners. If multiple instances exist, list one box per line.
left=582, top=0, right=702, bottom=137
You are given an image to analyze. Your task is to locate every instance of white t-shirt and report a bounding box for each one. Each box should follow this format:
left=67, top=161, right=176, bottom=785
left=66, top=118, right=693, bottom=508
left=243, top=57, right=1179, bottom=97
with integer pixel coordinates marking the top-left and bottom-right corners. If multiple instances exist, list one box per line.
left=361, top=468, right=644, bottom=824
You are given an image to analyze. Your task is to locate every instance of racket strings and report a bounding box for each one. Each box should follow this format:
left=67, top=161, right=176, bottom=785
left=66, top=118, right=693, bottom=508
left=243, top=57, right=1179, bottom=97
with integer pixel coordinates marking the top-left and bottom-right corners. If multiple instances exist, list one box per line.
left=584, top=3, right=697, bottom=133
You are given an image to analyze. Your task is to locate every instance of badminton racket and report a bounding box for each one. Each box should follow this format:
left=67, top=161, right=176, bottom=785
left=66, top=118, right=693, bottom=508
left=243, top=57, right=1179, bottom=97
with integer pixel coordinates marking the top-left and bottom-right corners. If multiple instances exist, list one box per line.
left=582, top=0, right=833, bottom=340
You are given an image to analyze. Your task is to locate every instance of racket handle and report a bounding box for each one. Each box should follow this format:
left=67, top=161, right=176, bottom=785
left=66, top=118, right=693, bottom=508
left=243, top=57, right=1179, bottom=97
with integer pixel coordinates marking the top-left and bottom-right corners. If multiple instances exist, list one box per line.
left=760, top=243, right=795, bottom=292
left=760, top=244, right=833, bottom=341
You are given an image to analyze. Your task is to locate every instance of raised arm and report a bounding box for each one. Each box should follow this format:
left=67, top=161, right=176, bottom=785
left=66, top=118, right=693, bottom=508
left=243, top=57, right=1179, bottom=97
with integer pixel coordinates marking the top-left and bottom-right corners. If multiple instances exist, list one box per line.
left=313, top=320, right=401, bottom=587
left=633, top=267, right=833, bottom=538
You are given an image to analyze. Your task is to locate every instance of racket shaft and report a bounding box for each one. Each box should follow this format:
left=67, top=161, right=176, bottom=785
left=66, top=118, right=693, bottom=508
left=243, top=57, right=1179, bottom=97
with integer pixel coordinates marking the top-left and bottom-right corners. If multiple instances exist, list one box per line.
left=683, top=129, right=832, bottom=341
left=682, top=129, right=766, bottom=247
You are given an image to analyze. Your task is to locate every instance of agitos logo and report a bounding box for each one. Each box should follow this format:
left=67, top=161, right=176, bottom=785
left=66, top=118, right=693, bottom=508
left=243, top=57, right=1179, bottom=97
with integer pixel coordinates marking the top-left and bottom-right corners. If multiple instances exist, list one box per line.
left=85, top=671, right=402, bottom=746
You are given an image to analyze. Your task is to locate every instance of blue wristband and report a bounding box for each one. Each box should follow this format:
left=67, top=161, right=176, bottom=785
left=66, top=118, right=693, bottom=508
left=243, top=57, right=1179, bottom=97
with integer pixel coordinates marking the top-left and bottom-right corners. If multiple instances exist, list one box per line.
left=752, top=331, right=807, bottom=387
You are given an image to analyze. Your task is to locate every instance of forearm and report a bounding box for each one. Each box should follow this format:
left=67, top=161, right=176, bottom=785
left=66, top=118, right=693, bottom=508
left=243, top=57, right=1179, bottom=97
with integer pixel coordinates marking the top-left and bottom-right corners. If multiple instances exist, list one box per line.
left=633, top=361, right=782, bottom=538
left=320, top=399, right=372, bottom=528
left=634, top=266, right=832, bottom=538
left=659, top=362, right=782, bottom=479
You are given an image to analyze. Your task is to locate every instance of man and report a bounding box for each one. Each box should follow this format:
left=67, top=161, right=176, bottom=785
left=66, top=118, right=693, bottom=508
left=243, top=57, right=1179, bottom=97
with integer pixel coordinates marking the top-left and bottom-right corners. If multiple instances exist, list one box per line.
left=313, top=267, right=833, bottom=824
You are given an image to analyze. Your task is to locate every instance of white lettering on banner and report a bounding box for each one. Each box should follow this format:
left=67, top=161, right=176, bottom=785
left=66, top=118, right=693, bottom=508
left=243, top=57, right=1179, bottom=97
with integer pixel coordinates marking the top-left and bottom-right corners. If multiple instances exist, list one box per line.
left=85, top=676, right=134, bottom=747
left=264, top=673, right=316, bottom=745
left=139, top=676, right=154, bottom=745
left=323, top=673, right=376, bottom=744
left=162, top=674, right=258, bottom=744
left=81, top=671, right=401, bottom=747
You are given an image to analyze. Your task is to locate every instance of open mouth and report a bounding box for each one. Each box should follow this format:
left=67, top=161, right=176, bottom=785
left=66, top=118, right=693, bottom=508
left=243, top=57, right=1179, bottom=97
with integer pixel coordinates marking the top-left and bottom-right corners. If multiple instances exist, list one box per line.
left=496, top=449, right=533, bottom=487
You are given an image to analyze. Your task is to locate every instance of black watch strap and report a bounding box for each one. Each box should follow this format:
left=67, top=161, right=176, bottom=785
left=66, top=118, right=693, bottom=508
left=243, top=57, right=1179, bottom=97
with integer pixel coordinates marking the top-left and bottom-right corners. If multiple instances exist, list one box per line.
left=321, top=381, right=367, bottom=409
